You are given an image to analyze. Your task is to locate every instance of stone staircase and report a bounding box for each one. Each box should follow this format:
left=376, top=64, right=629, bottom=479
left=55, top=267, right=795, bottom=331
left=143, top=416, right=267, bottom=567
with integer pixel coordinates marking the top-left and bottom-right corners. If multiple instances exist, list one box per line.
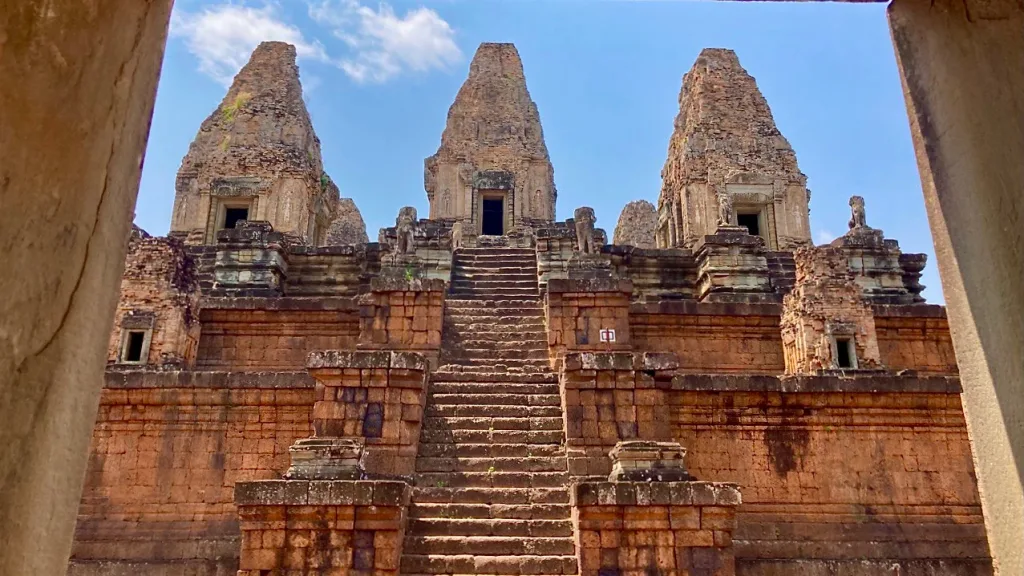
left=401, top=245, right=577, bottom=576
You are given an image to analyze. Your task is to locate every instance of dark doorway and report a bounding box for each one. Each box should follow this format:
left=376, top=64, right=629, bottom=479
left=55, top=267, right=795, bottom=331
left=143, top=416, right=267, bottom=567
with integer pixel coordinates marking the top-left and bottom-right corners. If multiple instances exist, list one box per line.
left=737, top=212, right=760, bottom=236
left=224, top=206, right=249, bottom=230
left=482, top=197, right=504, bottom=235
left=836, top=338, right=855, bottom=369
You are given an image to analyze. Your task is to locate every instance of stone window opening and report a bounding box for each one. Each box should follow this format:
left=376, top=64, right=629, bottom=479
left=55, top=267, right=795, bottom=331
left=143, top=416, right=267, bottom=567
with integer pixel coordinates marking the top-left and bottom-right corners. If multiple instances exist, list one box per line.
left=119, top=329, right=151, bottom=364
left=833, top=336, right=857, bottom=369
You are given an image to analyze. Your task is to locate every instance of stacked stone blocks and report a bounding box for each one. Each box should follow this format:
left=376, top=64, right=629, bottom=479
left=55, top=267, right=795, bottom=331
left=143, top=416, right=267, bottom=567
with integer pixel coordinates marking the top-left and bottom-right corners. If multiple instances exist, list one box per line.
left=235, top=480, right=410, bottom=575
left=573, top=481, right=741, bottom=576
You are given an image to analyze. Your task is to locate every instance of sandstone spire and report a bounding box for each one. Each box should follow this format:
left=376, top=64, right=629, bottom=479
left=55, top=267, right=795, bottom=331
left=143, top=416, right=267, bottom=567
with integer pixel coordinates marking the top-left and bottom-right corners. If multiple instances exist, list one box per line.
left=425, top=43, right=556, bottom=233
left=613, top=200, right=657, bottom=248
left=656, top=48, right=811, bottom=251
left=170, top=41, right=342, bottom=245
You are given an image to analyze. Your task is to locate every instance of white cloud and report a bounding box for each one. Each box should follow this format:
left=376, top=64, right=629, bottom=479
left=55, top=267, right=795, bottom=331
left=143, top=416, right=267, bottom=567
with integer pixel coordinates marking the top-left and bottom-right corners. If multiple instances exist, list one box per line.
left=171, top=4, right=330, bottom=85
left=815, top=229, right=837, bottom=245
left=308, top=0, right=462, bottom=83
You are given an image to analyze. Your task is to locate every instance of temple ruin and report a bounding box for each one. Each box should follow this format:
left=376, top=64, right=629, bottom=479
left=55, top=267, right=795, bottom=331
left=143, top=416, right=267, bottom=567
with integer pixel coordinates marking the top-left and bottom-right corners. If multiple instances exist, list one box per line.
left=68, top=41, right=992, bottom=576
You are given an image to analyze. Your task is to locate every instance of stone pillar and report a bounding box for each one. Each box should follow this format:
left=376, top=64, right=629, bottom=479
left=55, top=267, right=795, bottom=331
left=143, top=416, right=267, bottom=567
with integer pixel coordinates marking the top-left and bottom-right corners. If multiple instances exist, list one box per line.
left=306, top=350, right=428, bottom=477
left=0, top=2, right=173, bottom=574
left=890, top=1, right=1024, bottom=571
left=235, top=479, right=411, bottom=575
left=572, top=480, right=741, bottom=576
left=213, top=220, right=290, bottom=296
left=357, top=277, right=446, bottom=358
left=561, top=352, right=678, bottom=477
left=694, top=226, right=774, bottom=303
left=545, top=279, right=634, bottom=369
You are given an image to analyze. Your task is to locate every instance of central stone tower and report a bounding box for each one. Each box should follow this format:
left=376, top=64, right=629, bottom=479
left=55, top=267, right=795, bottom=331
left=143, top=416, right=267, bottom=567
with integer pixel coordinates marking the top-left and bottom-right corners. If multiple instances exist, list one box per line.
left=424, top=43, right=556, bottom=235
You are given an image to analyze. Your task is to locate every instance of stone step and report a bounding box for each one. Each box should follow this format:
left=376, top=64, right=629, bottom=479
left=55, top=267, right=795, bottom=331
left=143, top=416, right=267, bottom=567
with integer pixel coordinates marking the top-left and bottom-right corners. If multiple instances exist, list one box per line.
left=446, top=331, right=547, bottom=340
left=451, top=291, right=542, bottom=299
left=404, top=536, right=575, bottom=556
left=411, top=487, right=568, bottom=505
left=446, top=307, right=544, bottom=315
left=455, top=253, right=536, bottom=259
left=414, top=471, right=569, bottom=489
left=429, top=393, right=560, bottom=406
left=400, top=553, right=578, bottom=575
left=422, top=416, right=563, bottom=432
left=418, top=428, right=564, bottom=445
left=408, top=518, right=572, bottom=538
left=454, top=270, right=538, bottom=279
left=410, top=502, right=570, bottom=519
left=445, top=350, right=549, bottom=361
left=445, top=359, right=551, bottom=369
left=443, top=343, right=548, bottom=353
left=429, top=382, right=560, bottom=395
left=431, top=371, right=557, bottom=384
left=453, top=279, right=539, bottom=288
left=444, top=320, right=545, bottom=330
left=417, top=443, right=563, bottom=458
left=415, top=456, right=567, bottom=473
left=424, top=405, right=563, bottom=418
left=446, top=299, right=543, bottom=308
left=453, top=266, right=538, bottom=275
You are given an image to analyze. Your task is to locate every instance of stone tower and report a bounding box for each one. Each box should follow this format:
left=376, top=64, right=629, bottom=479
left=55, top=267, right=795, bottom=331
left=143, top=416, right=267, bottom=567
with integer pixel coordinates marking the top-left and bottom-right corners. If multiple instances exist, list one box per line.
left=171, top=41, right=341, bottom=245
left=613, top=200, right=658, bottom=248
left=424, top=43, right=556, bottom=235
left=657, top=48, right=811, bottom=251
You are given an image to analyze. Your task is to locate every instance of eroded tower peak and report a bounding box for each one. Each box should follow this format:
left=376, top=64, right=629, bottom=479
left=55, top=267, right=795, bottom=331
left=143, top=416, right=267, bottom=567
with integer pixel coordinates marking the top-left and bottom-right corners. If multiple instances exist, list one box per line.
left=171, top=42, right=365, bottom=246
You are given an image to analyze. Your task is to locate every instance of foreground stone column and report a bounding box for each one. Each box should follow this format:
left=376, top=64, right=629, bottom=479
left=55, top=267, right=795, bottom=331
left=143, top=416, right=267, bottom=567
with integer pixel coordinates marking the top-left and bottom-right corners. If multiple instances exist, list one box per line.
left=235, top=480, right=411, bottom=575
left=0, top=2, right=172, bottom=574
left=306, top=350, right=428, bottom=477
left=890, top=0, right=1024, bottom=573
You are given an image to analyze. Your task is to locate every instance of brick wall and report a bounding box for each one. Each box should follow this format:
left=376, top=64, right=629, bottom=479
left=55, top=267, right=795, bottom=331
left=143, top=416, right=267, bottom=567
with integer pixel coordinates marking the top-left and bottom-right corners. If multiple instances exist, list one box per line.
left=357, top=278, right=445, bottom=354
left=196, top=306, right=359, bottom=371
left=629, top=302, right=957, bottom=375
left=629, top=302, right=784, bottom=374
left=670, top=375, right=990, bottom=575
left=875, top=307, right=959, bottom=375
left=559, top=360, right=991, bottom=575
left=70, top=372, right=314, bottom=575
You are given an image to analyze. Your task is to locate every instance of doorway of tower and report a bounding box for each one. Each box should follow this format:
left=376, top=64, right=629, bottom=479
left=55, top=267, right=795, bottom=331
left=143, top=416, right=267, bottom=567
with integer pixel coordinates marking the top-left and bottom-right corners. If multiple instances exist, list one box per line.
left=482, top=196, right=504, bottom=235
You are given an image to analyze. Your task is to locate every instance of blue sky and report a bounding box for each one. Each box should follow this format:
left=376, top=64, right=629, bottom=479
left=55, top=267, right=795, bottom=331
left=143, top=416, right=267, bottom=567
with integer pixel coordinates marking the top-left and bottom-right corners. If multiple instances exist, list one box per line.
left=138, top=0, right=942, bottom=302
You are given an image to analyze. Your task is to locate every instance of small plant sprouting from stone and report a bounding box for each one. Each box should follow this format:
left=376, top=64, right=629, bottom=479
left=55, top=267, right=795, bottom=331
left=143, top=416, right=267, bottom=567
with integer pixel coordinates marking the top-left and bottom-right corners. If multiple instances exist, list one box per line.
left=319, top=171, right=330, bottom=190
left=436, top=480, right=448, bottom=488
left=221, top=91, right=252, bottom=123
left=404, top=265, right=416, bottom=282
left=219, top=135, right=231, bottom=152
